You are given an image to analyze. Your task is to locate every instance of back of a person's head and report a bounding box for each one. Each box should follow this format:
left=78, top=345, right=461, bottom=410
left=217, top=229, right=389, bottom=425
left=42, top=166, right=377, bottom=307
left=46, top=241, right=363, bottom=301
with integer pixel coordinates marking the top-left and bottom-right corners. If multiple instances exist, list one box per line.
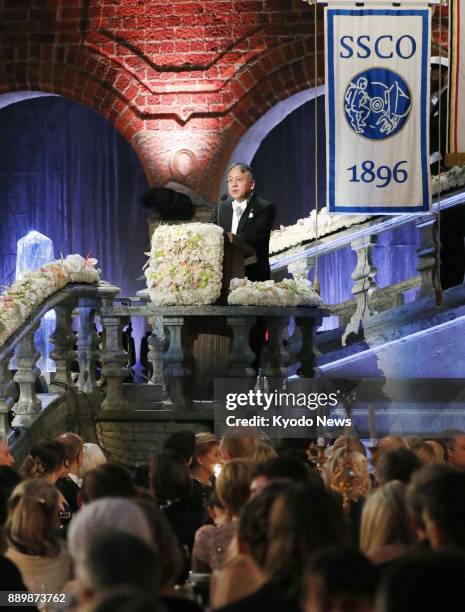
left=406, top=464, right=453, bottom=530
left=220, top=434, right=256, bottom=460
left=68, top=497, right=152, bottom=565
left=6, top=479, right=60, bottom=556
left=149, top=450, right=192, bottom=505
left=163, top=430, right=196, bottom=464
left=191, top=432, right=220, bottom=470
left=76, top=530, right=159, bottom=599
left=20, top=439, right=65, bottom=479
left=376, top=447, right=422, bottom=485
left=410, top=441, right=436, bottom=465
left=252, top=455, right=312, bottom=484
left=266, top=481, right=347, bottom=600
left=0, top=465, right=22, bottom=498
left=80, top=463, right=134, bottom=503
left=216, top=459, right=253, bottom=516
left=81, top=585, right=164, bottom=612
left=78, top=443, right=107, bottom=479
left=377, top=436, right=407, bottom=454
left=421, top=468, right=465, bottom=550
left=252, top=441, right=277, bottom=463
left=376, top=551, right=465, bottom=612
left=360, top=480, right=416, bottom=555
left=238, top=480, right=293, bottom=568
left=134, top=497, right=182, bottom=588
left=307, top=547, right=377, bottom=611
left=57, top=432, right=84, bottom=464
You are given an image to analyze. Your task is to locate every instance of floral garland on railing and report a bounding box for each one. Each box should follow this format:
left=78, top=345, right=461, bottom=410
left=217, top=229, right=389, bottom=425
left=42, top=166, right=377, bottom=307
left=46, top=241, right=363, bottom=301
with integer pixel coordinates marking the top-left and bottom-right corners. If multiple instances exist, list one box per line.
left=228, top=277, right=323, bottom=307
left=269, top=165, right=465, bottom=255
left=145, top=223, right=224, bottom=306
left=0, top=254, right=99, bottom=347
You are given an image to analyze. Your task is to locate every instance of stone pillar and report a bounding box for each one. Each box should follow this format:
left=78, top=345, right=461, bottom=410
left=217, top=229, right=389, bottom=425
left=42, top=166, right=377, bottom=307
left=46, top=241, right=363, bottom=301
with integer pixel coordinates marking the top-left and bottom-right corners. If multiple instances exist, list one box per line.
left=0, top=351, right=14, bottom=439
left=147, top=315, right=167, bottom=397
left=343, top=235, right=378, bottom=344
left=416, top=213, right=440, bottom=299
left=164, top=317, right=188, bottom=408
left=49, top=302, right=76, bottom=391
left=295, top=317, right=319, bottom=378
left=261, top=317, right=289, bottom=378
left=227, top=316, right=256, bottom=377
left=76, top=298, right=101, bottom=394
left=100, top=314, right=129, bottom=411
left=13, top=323, right=41, bottom=424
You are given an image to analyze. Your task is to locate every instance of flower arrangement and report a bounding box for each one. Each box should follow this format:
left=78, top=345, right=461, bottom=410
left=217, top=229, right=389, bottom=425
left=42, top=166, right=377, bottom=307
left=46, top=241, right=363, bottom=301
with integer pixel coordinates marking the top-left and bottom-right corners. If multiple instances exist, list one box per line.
left=145, top=223, right=224, bottom=306
left=0, top=254, right=99, bottom=347
left=227, top=277, right=323, bottom=307
left=269, top=165, right=465, bottom=255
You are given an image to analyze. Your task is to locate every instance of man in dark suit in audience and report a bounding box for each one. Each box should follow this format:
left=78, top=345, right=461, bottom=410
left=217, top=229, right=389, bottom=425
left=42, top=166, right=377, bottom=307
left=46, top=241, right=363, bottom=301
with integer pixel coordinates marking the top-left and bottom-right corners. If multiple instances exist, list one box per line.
left=211, top=162, right=276, bottom=281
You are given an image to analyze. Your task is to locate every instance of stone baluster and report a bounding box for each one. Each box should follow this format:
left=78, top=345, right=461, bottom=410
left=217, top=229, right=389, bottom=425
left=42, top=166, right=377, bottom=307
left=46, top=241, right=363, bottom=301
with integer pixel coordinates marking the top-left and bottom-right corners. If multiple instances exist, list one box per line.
left=100, top=313, right=129, bottom=411
left=415, top=213, right=440, bottom=299
left=0, top=351, right=14, bottom=439
left=76, top=297, right=101, bottom=394
left=261, top=317, right=289, bottom=378
left=163, top=316, right=188, bottom=409
left=342, top=235, right=378, bottom=344
left=13, top=322, right=41, bottom=425
left=294, top=316, right=320, bottom=378
left=227, top=316, right=256, bottom=377
left=287, top=256, right=314, bottom=280
left=49, top=302, right=77, bottom=392
left=147, top=315, right=167, bottom=397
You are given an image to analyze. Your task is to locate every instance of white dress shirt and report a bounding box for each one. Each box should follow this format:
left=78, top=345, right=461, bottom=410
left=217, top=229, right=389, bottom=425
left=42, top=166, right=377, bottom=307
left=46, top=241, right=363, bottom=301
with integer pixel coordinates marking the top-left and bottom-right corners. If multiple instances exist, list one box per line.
left=231, top=200, right=247, bottom=234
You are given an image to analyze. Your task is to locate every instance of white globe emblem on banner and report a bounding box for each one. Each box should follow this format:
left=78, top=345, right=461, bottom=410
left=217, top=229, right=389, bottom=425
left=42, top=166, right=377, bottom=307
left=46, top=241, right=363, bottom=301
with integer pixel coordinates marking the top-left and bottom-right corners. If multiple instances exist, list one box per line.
left=344, top=67, right=412, bottom=140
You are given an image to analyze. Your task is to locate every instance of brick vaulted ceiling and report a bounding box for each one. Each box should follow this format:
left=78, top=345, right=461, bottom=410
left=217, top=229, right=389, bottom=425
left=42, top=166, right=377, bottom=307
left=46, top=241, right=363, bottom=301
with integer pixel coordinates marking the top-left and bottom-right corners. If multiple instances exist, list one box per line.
left=0, top=1, right=447, bottom=199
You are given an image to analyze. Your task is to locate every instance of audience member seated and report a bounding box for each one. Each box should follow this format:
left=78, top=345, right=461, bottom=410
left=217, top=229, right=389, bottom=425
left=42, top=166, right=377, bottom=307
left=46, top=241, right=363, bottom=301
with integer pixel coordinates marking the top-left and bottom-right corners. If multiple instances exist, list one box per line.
left=150, top=450, right=203, bottom=569
left=375, top=448, right=422, bottom=485
left=406, top=464, right=452, bottom=547
left=360, top=480, right=416, bottom=566
left=192, top=459, right=252, bottom=572
left=220, top=435, right=256, bottom=462
left=305, top=547, right=377, bottom=612
left=20, top=440, right=67, bottom=485
left=77, top=442, right=107, bottom=479
left=0, top=437, right=14, bottom=466
left=190, top=432, right=221, bottom=500
left=375, top=551, right=465, bottom=612
left=420, top=467, right=465, bottom=551
left=4, top=479, right=72, bottom=596
left=164, top=430, right=196, bottom=465
left=79, top=463, right=135, bottom=504
left=68, top=497, right=153, bottom=569
left=252, top=442, right=277, bottom=463
left=135, top=497, right=203, bottom=611
left=424, top=439, right=447, bottom=464
left=439, top=429, right=465, bottom=468
left=211, top=480, right=293, bottom=609
left=409, top=440, right=436, bottom=466
left=55, top=432, right=84, bottom=513
left=375, top=435, right=407, bottom=458
left=249, top=455, right=318, bottom=498
left=73, top=530, right=161, bottom=609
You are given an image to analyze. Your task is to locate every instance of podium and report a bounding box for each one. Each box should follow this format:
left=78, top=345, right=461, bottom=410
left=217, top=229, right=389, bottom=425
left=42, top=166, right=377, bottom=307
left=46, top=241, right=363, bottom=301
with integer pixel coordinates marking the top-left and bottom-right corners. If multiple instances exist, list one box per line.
left=219, top=232, right=257, bottom=305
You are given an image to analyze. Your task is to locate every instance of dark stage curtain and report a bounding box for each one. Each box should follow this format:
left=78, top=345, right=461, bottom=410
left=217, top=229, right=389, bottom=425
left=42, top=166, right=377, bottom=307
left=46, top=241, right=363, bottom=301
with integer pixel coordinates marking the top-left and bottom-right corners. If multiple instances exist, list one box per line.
left=0, top=96, right=148, bottom=297
left=251, top=96, right=419, bottom=323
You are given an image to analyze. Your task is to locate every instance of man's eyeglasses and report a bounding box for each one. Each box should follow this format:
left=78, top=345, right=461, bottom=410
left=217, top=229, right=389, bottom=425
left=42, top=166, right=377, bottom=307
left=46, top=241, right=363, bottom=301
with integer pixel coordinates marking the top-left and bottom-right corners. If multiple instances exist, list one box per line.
left=227, top=176, right=248, bottom=185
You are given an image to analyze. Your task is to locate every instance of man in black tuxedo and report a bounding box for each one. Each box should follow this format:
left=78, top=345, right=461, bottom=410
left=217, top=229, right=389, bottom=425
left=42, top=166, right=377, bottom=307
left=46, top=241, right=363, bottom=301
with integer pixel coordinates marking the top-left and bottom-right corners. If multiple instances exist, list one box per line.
left=211, top=163, right=276, bottom=281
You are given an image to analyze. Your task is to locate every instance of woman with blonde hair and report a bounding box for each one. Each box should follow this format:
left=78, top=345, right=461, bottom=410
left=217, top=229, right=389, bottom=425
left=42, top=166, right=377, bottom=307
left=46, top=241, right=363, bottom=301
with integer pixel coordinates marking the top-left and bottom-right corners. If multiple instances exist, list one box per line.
left=4, top=479, right=72, bottom=597
left=360, top=480, right=416, bottom=565
left=192, top=459, right=253, bottom=572
left=253, top=441, right=277, bottom=464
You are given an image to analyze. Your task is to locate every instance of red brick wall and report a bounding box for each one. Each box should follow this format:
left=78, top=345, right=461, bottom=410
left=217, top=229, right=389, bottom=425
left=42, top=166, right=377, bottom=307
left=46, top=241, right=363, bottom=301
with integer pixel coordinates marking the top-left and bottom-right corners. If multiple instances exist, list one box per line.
left=0, top=0, right=323, bottom=199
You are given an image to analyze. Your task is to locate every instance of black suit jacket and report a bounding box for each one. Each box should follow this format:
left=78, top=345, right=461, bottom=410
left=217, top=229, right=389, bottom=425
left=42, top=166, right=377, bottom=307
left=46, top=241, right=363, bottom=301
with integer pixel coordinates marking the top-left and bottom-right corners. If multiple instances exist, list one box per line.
left=211, top=193, right=276, bottom=281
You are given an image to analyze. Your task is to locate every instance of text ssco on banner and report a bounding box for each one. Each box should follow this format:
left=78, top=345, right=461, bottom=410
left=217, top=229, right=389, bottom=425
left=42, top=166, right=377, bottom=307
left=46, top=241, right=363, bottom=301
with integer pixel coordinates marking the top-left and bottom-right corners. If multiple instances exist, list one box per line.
left=325, top=7, right=431, bottom=214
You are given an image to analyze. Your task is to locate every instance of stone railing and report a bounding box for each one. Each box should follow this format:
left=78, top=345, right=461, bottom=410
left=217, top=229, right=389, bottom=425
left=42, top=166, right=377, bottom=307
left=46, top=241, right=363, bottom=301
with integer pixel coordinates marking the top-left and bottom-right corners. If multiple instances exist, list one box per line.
left=271, top=189, right=465, bottom=343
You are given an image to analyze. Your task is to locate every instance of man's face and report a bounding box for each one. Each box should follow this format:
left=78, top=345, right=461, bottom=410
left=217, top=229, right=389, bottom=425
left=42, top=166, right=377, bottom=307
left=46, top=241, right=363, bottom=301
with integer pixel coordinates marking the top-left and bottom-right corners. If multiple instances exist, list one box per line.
left=448, top=436, right=465, bottom=468
left=227, top=166, right=255, bottom=203
left=0, top=440, right=14, bottom=466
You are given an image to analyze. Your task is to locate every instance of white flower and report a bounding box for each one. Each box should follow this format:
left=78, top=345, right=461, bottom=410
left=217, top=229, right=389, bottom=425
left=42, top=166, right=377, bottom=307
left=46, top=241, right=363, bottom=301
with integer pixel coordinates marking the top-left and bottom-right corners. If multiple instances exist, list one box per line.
left=228, top=277, right=323, bottom=307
